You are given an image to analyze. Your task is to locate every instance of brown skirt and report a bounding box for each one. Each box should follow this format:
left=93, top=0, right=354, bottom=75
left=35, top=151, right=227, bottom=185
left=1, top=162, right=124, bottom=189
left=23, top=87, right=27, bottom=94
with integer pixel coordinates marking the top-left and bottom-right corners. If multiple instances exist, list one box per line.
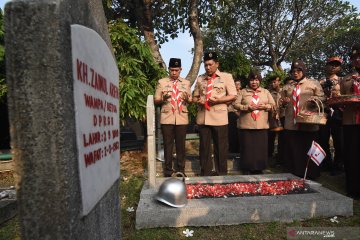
left=239, top=129, right=268, bottom=171
left=283, top=130, right=320, bottom=179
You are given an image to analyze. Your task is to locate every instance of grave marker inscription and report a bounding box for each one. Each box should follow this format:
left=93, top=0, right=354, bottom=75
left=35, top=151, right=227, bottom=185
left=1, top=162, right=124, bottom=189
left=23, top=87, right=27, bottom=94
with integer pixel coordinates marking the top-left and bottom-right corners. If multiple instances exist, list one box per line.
left=72, top=24, right=120, bottom=215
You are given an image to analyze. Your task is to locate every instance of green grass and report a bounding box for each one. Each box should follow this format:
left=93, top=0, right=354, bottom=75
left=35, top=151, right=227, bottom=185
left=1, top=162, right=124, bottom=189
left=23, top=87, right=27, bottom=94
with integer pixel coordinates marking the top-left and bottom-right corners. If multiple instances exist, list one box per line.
left=0, top=217, right=20, bottom=240
left=1, top=153, right=359, bottom=240
left=119, top=166, right=360, bottom=240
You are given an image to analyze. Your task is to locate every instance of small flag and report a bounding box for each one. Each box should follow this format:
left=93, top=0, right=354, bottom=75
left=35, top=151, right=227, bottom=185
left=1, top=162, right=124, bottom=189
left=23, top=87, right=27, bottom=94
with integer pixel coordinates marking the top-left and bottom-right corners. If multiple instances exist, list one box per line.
left=307, top=141, right=326, bottom=166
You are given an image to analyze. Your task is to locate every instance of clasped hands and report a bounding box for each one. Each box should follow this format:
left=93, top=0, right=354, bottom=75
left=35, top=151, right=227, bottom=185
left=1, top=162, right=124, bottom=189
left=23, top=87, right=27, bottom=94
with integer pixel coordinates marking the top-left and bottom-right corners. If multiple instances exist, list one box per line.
left=197, top=96, right=220, bottom=105
left=162, top=92, right=190, bottom=103
left=279, top=97, right=290, bottom=106
left=249, top=103, right=267, bottom=111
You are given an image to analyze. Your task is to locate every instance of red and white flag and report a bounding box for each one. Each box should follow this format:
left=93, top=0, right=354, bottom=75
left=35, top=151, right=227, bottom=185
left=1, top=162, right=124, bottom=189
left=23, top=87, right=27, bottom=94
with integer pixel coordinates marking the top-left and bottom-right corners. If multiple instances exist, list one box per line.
left=307, top=141, right=326, bottom=166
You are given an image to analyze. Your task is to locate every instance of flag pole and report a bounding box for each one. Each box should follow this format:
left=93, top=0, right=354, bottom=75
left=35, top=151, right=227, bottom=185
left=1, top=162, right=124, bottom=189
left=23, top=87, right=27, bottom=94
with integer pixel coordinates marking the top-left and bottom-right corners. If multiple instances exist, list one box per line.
left=303, top=156, right=311, bottom=181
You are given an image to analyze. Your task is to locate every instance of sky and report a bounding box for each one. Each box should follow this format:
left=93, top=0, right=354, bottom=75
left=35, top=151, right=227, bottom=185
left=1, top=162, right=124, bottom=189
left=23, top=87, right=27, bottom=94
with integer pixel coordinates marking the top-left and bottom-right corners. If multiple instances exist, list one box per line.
left=1, top=0, right=359, bottom=75
left=0, top=0, right=6, bottom=11
left=160, top=0, right=360, bottom=75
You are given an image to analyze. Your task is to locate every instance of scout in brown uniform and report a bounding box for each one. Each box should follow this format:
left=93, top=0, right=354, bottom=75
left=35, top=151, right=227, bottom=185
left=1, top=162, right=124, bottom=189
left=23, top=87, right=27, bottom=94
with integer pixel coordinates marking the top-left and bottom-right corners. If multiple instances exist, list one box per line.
left=338, top=44, right=360, bottom=198
left=318, top=57, right=343, bottom=173
left=277, top=77, right=294, bottom=166
left=193, top=52, right=237, bottom=176
left=234, top=71, right=275, bottom=174
left=228, top=79, right=242, bottom=153
left=267, top=76, right=283, bottom=163
left=280, top=60, right=325, bottom=179
left=154, top=58, right=192, bottom=177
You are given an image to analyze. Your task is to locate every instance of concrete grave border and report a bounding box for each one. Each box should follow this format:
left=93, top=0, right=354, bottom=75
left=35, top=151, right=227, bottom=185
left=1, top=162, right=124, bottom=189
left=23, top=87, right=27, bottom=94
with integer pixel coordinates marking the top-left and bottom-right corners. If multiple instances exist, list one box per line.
left=136, top=174, right=353, bottom=229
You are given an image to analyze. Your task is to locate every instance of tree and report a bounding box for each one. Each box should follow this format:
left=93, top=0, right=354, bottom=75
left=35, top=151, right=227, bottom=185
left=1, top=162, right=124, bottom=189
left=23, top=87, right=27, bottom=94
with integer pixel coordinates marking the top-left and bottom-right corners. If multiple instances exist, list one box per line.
left=107, top=0, right=221, bottom=83
left=203, top=0, right=356, bottom=72
left=217, top=50, right=252, bottom=81
left=289, top=13, right=360, bottom=78
left=109, top=19, right=166, bottom=122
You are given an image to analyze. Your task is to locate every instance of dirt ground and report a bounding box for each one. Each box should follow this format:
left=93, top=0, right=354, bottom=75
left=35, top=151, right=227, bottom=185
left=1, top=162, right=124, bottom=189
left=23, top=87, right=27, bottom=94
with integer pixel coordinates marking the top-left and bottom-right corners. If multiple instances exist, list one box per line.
left=120, top=150, right=147, bottom=176
left=0, top=170, right=14, bottom=188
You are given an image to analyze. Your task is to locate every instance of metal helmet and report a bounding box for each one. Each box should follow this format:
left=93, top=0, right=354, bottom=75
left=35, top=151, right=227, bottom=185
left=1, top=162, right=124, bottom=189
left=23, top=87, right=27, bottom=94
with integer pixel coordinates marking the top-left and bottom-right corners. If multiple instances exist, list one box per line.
left=156, top=172, right=187, bottom=208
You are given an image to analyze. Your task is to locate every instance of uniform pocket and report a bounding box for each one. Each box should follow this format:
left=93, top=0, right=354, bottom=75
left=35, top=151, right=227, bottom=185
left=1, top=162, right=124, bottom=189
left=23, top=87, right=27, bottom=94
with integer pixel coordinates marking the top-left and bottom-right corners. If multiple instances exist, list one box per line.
left=161, top=106, right=171, bottom=113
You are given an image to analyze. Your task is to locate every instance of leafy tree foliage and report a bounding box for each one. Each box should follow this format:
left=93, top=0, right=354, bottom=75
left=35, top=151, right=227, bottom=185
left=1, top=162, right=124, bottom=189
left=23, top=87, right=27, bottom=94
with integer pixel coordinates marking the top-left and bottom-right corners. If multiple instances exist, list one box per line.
left=203, top=33, right=252, bottom=84
left=106, top=0, right=222, bottom=83
left=204, top=0, right=356, bottom=73
left=289, top=13, right=360, bottom=78
left=263, top=70, right=287, bottom=87
left=109, top=19, right=166, bottom=122
left=109, top=0, right=218, bottom=45
left=218, top=51, right=252, bottom=81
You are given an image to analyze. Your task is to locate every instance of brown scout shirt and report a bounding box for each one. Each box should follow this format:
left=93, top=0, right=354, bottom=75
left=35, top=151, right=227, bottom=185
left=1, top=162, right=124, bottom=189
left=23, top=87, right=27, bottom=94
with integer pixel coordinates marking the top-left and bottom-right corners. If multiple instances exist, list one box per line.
left=234, top=87, right=275, bottom=129
left=230, top=89, right=242, bottom=128
left=319, top=75, right=342, bottom=100
left=339, top=71, right=360, bottom=125
left=193, top=70, right=237, bottom=126
left=227, top=101, right=238, bottom=113
left=281, top=77, right=325, bottom=131
left=269, top=88, right=282, bottom=129
left=154, top=77, right=191, bottom=125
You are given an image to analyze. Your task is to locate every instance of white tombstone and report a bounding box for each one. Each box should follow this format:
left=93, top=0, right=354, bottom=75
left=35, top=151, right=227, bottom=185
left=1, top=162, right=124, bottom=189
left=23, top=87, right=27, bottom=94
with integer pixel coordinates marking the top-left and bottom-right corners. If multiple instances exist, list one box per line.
left=71, top=24, right=120, bottom=215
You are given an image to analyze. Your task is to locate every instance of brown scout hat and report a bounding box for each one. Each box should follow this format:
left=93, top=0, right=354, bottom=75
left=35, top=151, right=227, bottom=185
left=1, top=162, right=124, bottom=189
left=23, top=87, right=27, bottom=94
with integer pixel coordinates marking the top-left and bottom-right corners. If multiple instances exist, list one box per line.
left=291, top=60, right=307, bottom=75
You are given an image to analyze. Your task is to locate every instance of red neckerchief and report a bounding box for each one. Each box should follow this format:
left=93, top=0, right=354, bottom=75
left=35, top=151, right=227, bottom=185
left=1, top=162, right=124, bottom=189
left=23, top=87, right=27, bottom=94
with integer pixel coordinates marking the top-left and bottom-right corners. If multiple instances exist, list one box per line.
left=251, top=89, right=261, bottom=121
left=292, top=83, right=301, bottom=123
left=205, top=74, right=217, bottom=110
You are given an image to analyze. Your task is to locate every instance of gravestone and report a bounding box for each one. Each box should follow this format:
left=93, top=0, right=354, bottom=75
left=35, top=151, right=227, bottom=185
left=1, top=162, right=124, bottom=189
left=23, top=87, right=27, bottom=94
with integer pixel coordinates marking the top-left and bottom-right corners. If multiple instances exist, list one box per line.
left=5, top=0, right=120, bottom=239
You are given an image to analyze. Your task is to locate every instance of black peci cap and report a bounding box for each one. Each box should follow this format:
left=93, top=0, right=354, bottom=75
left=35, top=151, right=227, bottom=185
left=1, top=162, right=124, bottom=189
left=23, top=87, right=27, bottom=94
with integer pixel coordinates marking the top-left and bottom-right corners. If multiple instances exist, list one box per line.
left=203, top=52, right=218, bottom=61
left=169, top=58, right=181, bottom=68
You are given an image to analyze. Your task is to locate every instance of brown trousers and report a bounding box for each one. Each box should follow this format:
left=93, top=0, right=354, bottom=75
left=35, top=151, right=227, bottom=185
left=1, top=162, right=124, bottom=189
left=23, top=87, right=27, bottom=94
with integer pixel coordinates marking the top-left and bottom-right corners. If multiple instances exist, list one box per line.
left=228, top=112, right=239, bottom=153
left=198, top=125, right=228, bottom=176
left=283, top=130, right=320, bottom=179
left=161, top=124, right=187, bottom=176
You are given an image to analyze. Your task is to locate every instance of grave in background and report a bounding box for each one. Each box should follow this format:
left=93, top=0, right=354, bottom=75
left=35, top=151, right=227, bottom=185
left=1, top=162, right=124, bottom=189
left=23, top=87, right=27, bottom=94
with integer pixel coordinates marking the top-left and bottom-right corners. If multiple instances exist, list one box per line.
left=136, top=174, right=353, bottom=229
left=137, top=96, right=353, bottom=229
